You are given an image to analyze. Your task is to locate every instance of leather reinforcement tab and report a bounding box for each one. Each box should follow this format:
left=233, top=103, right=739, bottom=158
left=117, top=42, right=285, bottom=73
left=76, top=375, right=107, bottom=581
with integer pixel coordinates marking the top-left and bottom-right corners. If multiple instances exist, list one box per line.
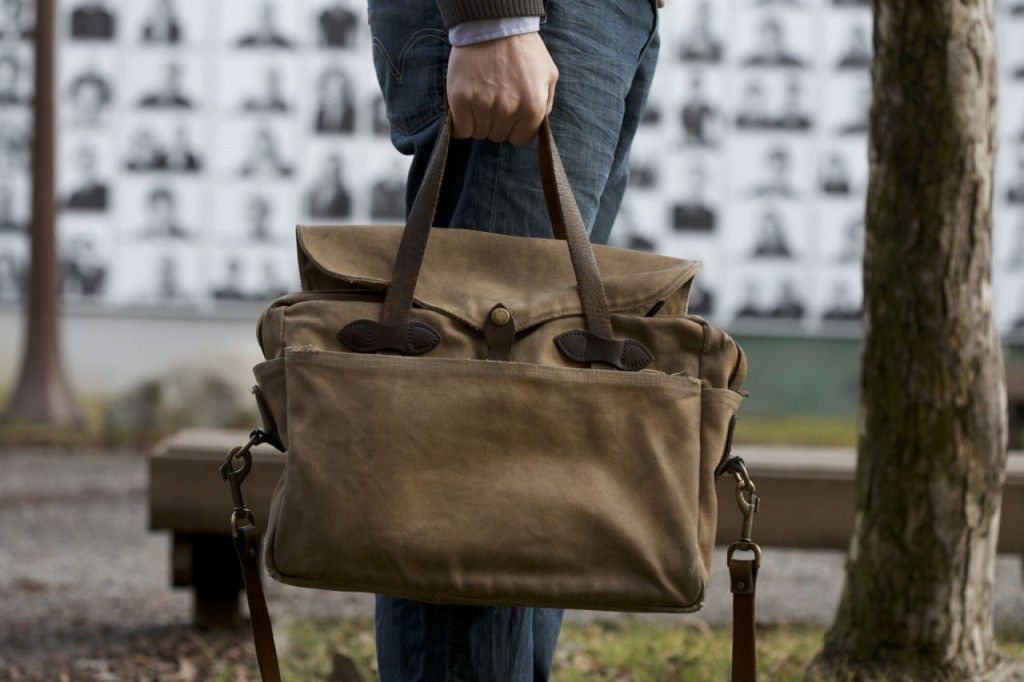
left=554, top=329, right=654, bottom=371
left=483, top=303, right=516, bottom=361
left=337, top=319, right=442, bottom=355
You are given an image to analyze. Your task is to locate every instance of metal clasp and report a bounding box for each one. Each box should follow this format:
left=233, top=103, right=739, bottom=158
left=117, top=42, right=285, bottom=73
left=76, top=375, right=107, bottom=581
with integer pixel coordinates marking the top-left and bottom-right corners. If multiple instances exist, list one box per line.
left=721, top=456, right=762, bottom=567
left=219, top=429, right=267, bottom=535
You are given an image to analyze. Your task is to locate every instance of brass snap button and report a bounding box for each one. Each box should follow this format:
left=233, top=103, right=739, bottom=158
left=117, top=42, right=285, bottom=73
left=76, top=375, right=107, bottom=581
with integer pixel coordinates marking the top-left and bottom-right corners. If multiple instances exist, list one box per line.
left=490, top=306, right=511, bottom=326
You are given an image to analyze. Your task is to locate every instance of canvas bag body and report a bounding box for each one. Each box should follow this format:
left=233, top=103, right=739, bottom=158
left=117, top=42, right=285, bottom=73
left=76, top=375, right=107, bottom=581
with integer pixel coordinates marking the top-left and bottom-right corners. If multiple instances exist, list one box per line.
left=251, top=121, right=747, bottom=613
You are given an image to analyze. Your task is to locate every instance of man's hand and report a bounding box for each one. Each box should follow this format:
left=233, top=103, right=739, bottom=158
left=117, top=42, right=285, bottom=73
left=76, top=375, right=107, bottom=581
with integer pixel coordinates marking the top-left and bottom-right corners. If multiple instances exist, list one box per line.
left=447, top=32, right=558, bottom=147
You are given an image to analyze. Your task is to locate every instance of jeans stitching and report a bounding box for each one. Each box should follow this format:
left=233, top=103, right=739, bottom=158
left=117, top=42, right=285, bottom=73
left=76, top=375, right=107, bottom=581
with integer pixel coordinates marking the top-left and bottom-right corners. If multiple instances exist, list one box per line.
left=371, top=28, right=449, bottom=82
left=372, top=27, right=449, bottom=135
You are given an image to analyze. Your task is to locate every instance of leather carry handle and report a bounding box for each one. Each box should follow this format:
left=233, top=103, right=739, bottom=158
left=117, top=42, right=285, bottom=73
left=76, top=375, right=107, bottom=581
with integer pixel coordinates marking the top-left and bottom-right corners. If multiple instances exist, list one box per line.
left=379, top=113, right=615, bottom=340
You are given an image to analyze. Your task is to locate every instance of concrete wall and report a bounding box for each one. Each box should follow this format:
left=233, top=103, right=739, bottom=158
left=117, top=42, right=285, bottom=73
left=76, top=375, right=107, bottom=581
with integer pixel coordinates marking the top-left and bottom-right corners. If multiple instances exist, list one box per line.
left=0, top=304, right=264, bottom=397
left=2, top=305, right=1021, bottom=417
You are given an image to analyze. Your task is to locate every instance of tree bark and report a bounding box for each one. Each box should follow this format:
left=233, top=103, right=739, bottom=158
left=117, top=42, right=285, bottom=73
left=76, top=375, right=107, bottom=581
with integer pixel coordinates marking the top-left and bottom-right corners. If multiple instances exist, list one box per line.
left=813, top=0, right=1011, bottom=678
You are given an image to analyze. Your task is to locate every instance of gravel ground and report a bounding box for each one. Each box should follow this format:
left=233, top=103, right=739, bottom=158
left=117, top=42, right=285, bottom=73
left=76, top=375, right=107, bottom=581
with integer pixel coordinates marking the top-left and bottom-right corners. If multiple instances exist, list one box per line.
left=1, top=448, right=1022, bottom=679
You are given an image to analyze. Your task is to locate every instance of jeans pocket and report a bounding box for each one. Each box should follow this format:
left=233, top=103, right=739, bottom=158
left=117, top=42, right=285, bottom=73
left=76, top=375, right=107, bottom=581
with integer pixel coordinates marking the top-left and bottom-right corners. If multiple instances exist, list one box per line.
left=369, top=1, right=449, bottom=136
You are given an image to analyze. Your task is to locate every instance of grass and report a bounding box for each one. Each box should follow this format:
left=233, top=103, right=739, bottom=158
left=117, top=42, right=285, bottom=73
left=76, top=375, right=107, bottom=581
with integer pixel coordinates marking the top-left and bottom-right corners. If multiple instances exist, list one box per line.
left=206, top=619, right=1023, bottom=681
left=733, top=416, right=858, bottom=448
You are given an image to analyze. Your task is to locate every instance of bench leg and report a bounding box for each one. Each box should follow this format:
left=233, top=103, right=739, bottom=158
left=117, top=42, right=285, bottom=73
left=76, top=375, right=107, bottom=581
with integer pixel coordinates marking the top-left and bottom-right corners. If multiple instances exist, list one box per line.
left=1009, top=402, right=1024, bottom=450
left=175, top=533, right=245, bottom=629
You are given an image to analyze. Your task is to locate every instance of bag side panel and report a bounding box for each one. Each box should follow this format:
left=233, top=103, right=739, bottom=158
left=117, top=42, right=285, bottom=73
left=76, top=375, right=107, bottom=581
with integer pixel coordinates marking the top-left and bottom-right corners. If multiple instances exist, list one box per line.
left=266, top=350, right=708, bottom=612
left=697, top=388, right=743, bottom=573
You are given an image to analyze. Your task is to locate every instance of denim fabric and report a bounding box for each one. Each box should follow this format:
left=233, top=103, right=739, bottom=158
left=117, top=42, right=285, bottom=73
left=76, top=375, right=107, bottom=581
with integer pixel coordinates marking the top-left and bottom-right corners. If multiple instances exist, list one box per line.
left=368, top=2, right=659, bottom=680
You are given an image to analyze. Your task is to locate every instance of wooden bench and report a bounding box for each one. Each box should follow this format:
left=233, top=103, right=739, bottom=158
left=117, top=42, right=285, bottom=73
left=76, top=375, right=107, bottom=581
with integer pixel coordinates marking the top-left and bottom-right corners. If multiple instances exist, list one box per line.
left=149, top=429, right=1024, bottom=628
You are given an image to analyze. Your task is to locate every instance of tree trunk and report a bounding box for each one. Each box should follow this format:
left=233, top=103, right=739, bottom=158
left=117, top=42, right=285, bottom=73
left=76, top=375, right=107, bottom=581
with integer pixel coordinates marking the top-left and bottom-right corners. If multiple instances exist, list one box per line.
left=3, top=0, right=83, bottom=427
left=813, top=0, right=1013, bottom=679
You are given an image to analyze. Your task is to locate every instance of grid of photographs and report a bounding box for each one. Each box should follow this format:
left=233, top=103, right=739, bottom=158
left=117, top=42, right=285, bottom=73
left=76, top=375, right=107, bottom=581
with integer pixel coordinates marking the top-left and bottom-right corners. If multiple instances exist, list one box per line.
left=0, top=0, right=1022, bottom=335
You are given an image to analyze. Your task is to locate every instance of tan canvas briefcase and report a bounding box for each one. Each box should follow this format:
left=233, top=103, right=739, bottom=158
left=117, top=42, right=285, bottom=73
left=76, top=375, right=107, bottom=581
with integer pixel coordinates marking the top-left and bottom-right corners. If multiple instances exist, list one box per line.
left=221, top=117, right=763, bottom=682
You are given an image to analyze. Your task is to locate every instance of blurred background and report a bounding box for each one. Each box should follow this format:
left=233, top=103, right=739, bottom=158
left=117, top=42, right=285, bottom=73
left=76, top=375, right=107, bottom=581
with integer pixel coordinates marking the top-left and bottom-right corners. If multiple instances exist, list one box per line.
left=2, top=1, right=1024, bottom=679
left=0, top=0, right=1023, bottom=440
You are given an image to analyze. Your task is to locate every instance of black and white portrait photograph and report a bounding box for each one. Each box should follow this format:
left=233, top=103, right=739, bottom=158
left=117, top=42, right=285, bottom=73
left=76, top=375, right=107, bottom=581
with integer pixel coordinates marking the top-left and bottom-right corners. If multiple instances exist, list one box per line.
left=835, top=22, right=871, bottom=69
left=0, top=51, right=28, bottom=106
left=821, top=279, right=862, bottom=322
left=164, top=125, right=203, bottom=172
left=371, top=93, right=390, bottom=135
left=742, top=15, right=806, bottom=68
left=70, top=0, right=116, bottom=40
left=63, top=144, right=109, bottom=211
left=244, top=194, right=275, bottom=242
left=316, top=0, right=361, bottom=49
left=680, top=73, right=720, bottom=145
left=139, top=0, right=183, bottom=44
left=767, top=279, right=807, bottom=320
left=750, top=146, right=799, bottom=197
left=124, top=128, right=167, bottom=171
left=60, top=236, right=108, bottom=297
left=136, top=184, right=192, bottom=240
left=0, top=0, right=34, bottom=41
left=234, top=1, right=295, bottom=49
left=123, top=123, right=203, bottom=173
left=628, top=157, right=660, bottom=190
left=237, top=125, right=294, bottom=177
left=776, top=76, right=812, bottom=130
left=672, top=164, right=717, bottom=233
left=735, top=78, right=773, bottom=129
left=66, top=67, right=113, bottom=126
left=837, top=81, right=871, bottom=135
left=241, top=65, right=291, bottom=113
left=210, top=257, right=247, bottom=301
left=820, top=150, right=852, bottom=195
left=370, top=161, right=407, bottom=221
left=0, top=120, right=30, bottom=172
left=734, top=75, right=811, bottom=131
left=0, top=181, right=25, bottom=232
left=835, top=216, right=864, bottom=264
left=315, top=66, right=356, bottom=133
left=208, top=251, right=290, bottom=301
left=108, top=245, right=201, bottom=303
left=137, top=61, right=195, bottom=109
left=678, top=0, right=722, bottom=63
left=750, top=208, right=796, bottom=259
left=731, top=273, right=810, bottom=323
left=306, top=152, right=352, bottom=219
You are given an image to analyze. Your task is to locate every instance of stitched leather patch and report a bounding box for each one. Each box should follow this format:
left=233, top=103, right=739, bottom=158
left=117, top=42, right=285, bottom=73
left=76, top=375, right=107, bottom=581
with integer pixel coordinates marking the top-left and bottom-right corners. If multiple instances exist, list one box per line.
left=554, top=330, right=654, bottom=371
left=337, top=319, right=442, bottom=355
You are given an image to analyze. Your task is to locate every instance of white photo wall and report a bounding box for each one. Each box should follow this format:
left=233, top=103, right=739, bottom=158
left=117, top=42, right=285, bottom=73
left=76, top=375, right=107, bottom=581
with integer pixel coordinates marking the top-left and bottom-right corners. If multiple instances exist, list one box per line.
left=0, top=0, right=1022, bottom=336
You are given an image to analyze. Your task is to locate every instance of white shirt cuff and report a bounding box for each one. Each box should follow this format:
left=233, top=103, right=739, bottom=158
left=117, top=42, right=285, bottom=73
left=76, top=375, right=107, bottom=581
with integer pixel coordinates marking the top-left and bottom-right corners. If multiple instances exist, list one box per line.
left=449, top=16, right=541, bottom=47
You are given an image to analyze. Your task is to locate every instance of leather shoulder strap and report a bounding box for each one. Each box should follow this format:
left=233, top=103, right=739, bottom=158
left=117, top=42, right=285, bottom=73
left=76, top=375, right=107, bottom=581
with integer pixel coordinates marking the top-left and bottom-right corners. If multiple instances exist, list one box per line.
left=234, top=520, right=281, bottom=682
left=729, top=558, right=758, bottom=682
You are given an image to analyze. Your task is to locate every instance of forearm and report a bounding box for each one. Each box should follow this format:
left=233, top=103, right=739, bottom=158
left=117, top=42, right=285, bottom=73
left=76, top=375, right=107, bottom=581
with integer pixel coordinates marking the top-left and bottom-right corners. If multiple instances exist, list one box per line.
left=436, top=0, right=545, bottom=28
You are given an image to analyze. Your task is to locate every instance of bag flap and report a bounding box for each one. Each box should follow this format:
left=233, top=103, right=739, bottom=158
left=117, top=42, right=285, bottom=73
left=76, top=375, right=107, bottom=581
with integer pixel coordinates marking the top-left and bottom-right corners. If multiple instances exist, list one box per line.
left=296, top=225, right=702, bottom=331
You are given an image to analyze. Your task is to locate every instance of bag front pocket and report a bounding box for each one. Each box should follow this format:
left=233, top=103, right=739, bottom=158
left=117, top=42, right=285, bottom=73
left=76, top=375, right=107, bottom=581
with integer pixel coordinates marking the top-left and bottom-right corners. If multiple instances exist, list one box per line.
left=265, top=349, right=710, bottom=612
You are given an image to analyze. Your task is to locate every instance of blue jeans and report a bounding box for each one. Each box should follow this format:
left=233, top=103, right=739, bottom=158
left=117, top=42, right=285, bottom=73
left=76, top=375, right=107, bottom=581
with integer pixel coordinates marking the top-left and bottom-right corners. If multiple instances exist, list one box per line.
left=368, top=2, right=659, bottom=679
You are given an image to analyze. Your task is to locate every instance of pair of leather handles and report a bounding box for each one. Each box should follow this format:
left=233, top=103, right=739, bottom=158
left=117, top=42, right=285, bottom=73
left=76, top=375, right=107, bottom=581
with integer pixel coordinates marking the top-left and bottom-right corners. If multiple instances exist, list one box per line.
left=380, top=113, right=616, bottom=340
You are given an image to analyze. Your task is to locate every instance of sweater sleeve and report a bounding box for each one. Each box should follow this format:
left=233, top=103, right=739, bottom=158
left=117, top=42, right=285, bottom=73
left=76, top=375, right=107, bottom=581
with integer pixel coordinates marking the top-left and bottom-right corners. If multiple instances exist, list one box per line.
left=436, top=0, right=546, bottom=28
